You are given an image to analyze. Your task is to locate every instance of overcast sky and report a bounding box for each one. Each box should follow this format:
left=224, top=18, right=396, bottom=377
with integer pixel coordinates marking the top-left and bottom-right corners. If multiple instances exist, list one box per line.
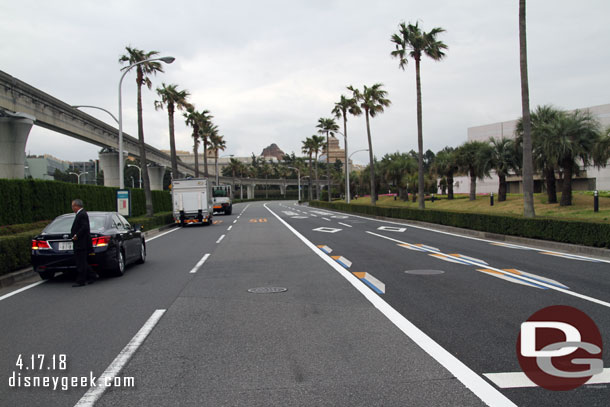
left=2, top=0, right=609, bottom=164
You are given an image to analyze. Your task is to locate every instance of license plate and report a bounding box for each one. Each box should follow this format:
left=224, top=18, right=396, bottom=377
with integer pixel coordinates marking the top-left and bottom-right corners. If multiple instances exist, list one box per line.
left=58, top=241, right=73, bottom=251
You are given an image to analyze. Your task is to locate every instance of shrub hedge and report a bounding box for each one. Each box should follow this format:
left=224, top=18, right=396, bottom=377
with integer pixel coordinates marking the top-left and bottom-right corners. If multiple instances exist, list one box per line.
left=310, top=201, right=610, bottom=249
left=0, top=179, right=171, bottom=226
left=0, top=212, right=175, bottom=277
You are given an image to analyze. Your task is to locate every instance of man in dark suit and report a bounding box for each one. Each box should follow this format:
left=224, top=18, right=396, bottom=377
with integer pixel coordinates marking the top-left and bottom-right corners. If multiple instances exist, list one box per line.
left=70, top=199, right=97, bottom=287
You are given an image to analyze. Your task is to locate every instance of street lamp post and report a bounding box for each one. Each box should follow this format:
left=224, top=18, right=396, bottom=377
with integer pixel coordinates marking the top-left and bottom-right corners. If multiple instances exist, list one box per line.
left=127, top=164, right=142, bottom=188
left=118, top=56, right=175, bottom=189
left=216, top=154, right=234, bottom=186
left=69, top=171, right=89, bottom=184
left=285, top=166, right=301, bottom=202
left=347, top=149, right=368, bottom=204
left=72, top=105, right=119, bottom=124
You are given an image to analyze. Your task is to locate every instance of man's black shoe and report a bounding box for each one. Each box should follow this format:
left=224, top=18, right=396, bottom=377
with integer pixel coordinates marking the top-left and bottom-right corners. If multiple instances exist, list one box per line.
left=72, top=283, right=86, bottom=287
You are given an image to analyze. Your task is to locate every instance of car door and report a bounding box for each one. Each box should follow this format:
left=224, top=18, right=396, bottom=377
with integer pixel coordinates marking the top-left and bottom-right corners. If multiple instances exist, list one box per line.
left=111, top=214, right=131, bottom=261
left=118, top=214, right=137, bottom=262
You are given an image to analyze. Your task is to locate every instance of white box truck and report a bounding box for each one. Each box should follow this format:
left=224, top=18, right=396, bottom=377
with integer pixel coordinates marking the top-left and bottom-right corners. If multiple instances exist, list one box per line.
left=212, top=184, right=233, bottom=215
left=172, top=178, right=214, bottom=226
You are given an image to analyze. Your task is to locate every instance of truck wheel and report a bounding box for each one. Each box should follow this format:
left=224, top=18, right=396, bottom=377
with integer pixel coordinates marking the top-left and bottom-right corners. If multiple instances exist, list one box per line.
left=39, top=270, right=55, bottom=280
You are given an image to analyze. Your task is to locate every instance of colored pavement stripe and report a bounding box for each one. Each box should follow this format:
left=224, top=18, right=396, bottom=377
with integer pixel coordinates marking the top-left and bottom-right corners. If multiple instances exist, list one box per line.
left=351, top=272, right=385, bottom=294
left=331, top=255, right=352, bottom=268
left=317, top=245, right=332, bottom=254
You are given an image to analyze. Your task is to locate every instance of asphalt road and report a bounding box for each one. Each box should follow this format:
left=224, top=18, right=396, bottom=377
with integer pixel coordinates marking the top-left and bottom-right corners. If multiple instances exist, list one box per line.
left=0, top=201, right=608, bottom=406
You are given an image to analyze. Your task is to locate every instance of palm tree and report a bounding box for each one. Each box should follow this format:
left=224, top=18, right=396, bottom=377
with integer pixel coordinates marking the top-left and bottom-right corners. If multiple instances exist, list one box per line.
left=332, top=95, right=362, bottom=202
left=519, top=0, right=535, bottom=217
left=391, top=21, right=447, bottom=210
left=433, top=147, right=458, bottom=199
left=198, top=113, right=216, bottom=177
left=210, top=133, right=226, bottom=182
left=316, top=118, right=339, bottom=201
left=455, top=141, right=492, bottom=201
left=184, top=107, right=209, bottom=178
left=554, top=110, right=602, bottom=206
left=301, top=137, right=315, bottom=201
left=516, top=105, right=563, bottom=204
left=119, top=46, right=165, bottom=217
left=310, top=135, right=325, bottom=200
left=489, top=137, right=520, bottom=201
left=155, top=83, right=192, bottom=178
left=348, top=83, right=391, bottom=205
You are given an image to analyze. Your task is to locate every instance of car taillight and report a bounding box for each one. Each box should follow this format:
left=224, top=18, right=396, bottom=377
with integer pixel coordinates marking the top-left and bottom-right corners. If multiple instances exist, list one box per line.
left=32, top=240, right=51, bottom=250
left=92, top=236, right=111, bottom=247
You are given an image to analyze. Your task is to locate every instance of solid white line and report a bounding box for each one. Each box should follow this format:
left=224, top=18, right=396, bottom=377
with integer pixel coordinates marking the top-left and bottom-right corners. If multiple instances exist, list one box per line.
left=264, top=204, right=516, bottom=407
left=315, top=207, right=610, bottom=264
left=338, top=222, right=352, bottom=228
left=189, top=253, right=211, bottom=274
left=0, top=280, right=46, bottom=302
left=146, top=226, right=181, bottom=242
left=366, top=231, right=610, bottom=309
left=227, top=225, right=233, bottom=231
left=216, top=234, right=225, bottom=244
left=74, top=309, right=166, bottom=407
left=484, top=368, right=610, bottom=389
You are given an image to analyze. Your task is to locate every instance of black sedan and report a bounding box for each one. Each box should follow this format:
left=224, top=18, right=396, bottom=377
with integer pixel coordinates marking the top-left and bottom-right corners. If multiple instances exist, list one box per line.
left=31, top=212, right=146, bottom=280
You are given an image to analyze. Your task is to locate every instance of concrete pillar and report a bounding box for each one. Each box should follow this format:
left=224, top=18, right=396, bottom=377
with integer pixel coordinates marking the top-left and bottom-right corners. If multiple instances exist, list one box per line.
left=0, top=114, right=34, bottom=179
left=280, top=183, right=286, bottom=196
left=148, top=165, right=165, bottom=191
left=247, top=184, right=255, bottom=199
left=98, top=151, right=120, bottom=187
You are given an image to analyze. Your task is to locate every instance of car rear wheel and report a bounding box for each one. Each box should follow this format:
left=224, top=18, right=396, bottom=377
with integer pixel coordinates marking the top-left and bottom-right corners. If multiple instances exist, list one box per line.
left=226, top=206, right=232, bottom=215
left=39, top=270, right=55, bottom=280
left=113, top=249, right=125, bottom=276
left=136, top=242, right=146, bottom=264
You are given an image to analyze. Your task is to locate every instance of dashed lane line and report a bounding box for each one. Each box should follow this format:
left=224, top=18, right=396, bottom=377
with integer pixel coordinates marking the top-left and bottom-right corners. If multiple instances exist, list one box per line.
left=216, top=234, right=225, bottom=244
left=189, top=253, right=211, bottom=274
left=338, top=222, right=352, bottom=228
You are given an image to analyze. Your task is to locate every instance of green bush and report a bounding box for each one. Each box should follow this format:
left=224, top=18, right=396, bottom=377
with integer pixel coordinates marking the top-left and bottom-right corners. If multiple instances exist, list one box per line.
left=0, top=179, right=171, bottom=225
left=311, top=201, right=610, bottom=249
left=0, top=212, right=175, bottom=277
left=0, top=220, right=49, bottom=237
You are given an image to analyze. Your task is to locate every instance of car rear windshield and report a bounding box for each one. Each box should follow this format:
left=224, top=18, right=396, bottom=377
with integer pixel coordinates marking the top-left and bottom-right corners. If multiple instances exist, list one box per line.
left=43, top=215, right=107, bottom=234
left=213, top=187, right=228, bottom=197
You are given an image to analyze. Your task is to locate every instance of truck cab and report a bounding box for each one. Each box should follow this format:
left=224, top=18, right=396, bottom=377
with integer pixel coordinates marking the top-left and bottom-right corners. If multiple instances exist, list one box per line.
left=212, top=185, right=233, bottom=215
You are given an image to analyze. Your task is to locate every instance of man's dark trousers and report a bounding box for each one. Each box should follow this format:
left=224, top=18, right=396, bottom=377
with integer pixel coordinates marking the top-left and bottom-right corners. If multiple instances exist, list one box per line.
left=71, top=209, right=95, bottom=284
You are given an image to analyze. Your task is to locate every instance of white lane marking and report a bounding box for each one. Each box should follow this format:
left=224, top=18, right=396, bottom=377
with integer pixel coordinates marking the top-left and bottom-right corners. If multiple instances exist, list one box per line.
left=264, top=204, right=516, bottom=407
left=367, top=231, right=610, bottom=308
left=322, top=217, right=331, bottom=221
left=75, top=309, right=166, bottom=407
left=0, top=281, right=46, bottom=302
left=227, top=225, right=232, bottom=231
left=314, top=207, right=610, bottom=264
left=146, top=226, right=181, bottom=242
left=189, top=253, right=211, bottom=274
left=484, top=368, right=610, bottom=389
left=378, top=226, right=407, bottom=232
left=310, top=214, right=318, bottom=217
left=312, top=227, right=342, bottom=233
left=216, top=234, right=225, bottom=244
left=233, top=220, right=237, bottom=224
left=338, top=222, right=352, bottom=228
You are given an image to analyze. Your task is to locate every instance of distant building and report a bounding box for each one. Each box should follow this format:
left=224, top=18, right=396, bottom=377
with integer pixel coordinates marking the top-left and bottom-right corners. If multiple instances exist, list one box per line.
left=319, top=135, right=352, bottom=167
left=70, top=160, right=99, bottom=185
left=25, top=154, right=70, bottom=181
left=450, top=103, right=610, bottom=194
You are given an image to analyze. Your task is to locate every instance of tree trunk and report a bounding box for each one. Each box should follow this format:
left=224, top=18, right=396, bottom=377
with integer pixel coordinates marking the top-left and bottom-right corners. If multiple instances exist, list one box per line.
left=308, top=154, right=313, bottom=201
left=560, top=164, right=573, bottom=206
left=469, top=169, right=477, bottom=201
left=498, top=173, right=507, bottom=202
left=314, top=153, right=320, bottom=200
left=136, top=69, right=153, bottom=217
left=326, top=131, right=331, bottom=202
left=415, top=57, right=425, bottom=210
left=193, top=129, right=199, bottom=178
left=520, top=0, right=536, bottom=218
left=203, top=137, right=209, bottom=178
left=343, top=114, right=349, bottom=203
left=447, top=173, right=454, bottom=200
left=168, top=103, right=178, bottom=178
left=365, top=110, right=376, bottom=205
left=544, top=167, right=557, bottom=204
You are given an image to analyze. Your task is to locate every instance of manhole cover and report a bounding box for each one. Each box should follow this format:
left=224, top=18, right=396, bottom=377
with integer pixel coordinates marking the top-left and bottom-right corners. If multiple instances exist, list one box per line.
left=247, top=287, right=288, bottom=294
left=404, top=270, right=445, bottom=275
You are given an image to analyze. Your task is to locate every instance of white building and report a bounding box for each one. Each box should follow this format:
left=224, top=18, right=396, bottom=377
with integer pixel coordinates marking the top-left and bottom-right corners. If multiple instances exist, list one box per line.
left=450, top=103, right=610, bottom=194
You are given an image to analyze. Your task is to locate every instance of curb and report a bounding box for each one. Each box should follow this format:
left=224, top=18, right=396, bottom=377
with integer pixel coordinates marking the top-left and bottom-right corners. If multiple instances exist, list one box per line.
left=310, top=205, right=610, bottom=260
left=0, top=222, right=178, bottom=289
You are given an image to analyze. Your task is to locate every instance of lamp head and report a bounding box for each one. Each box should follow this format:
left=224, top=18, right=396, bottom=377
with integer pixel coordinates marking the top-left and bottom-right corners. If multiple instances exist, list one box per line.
left=160, top=56, right=175, bottom=64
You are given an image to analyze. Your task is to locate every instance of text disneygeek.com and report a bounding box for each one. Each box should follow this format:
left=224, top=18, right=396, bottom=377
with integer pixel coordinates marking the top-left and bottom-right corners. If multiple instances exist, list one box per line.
left=9, top=371, right=135, bottom=391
